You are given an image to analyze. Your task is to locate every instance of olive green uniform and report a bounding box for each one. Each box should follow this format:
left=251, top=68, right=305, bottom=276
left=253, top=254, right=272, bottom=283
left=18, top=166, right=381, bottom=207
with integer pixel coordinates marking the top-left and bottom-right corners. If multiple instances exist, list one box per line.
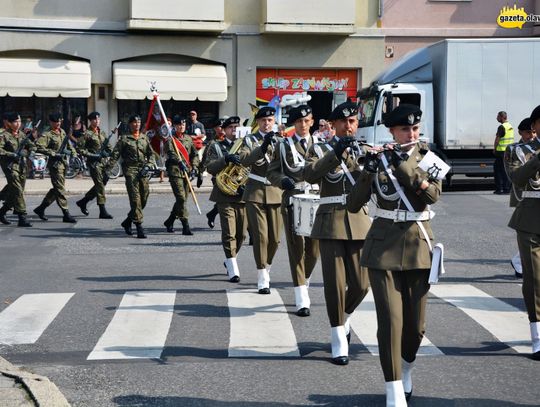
left=206, top=139, right=247, bottom=259
left=36, top=129, right=76, bottom=210
left=165, top=134, right=199, bottom=221
left=109, top=133, right=155, bottom=223
left=239, top=133, right=283, bottom=277
left=0, top=129, right=34, bottom=214
left=304, top=137, right=371, bottom=328
left=77, top=127, right=111, bottom=205
left=506, top=137, right=540, bottom=324
left=347, top=142, right=441, bottom=382
left=267, top=135, right=320, bottom=289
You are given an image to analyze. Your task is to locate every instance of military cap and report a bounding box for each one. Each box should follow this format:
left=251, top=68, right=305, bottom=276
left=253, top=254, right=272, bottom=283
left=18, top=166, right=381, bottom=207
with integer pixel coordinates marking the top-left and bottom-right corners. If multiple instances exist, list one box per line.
left=128, top=114, right=141, bottom=123
left=530, top=105, right=540, bottom=124
left=5, top=112, right=20, bottom=122
left=213, top=117, right=226, bottom=128
left=518, top=117, right=532, bottom=131
left=172, top=115, right=187, bottom=125
left=255, top=106, right=276, bottom=119
left=222, top=116, right=240, bottom=128
left=329, top=101, right=358, bottom=121
left=87, top=111, right=100, bottom=120
left=48, top=113, right=63, bottom=122
left=384, top=104, right=422, bottom=128
left=287, top=105, right=312, bottom=126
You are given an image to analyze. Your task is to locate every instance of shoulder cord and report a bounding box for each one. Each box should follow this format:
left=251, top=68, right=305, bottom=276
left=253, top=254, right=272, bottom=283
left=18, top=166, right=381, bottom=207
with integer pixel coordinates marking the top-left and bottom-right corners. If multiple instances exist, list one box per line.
left=381, top=154, right=433, bottom=252
left=325, top=144, right=356, bottom=186
left=280, top=138, right=304, bottom=174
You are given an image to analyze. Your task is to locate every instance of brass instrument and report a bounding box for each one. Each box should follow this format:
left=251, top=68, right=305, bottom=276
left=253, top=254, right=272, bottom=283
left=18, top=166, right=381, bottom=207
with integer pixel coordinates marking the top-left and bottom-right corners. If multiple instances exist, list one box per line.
left=216, top=138, right=250, bottom=196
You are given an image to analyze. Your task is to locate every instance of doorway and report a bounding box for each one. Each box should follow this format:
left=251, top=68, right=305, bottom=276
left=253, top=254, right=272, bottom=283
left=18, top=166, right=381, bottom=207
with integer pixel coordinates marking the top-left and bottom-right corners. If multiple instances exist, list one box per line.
left=307, top=91, right=333, bottom=132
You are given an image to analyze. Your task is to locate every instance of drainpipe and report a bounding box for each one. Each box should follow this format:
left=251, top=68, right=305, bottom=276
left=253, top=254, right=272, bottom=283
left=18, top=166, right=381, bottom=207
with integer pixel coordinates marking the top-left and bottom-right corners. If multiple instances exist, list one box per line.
left=377, top=0, right=383, bottom=28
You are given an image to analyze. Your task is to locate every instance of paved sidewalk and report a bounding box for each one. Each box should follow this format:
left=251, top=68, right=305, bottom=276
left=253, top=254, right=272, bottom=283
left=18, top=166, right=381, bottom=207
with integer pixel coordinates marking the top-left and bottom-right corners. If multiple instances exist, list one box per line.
left=0, top=174, right=214, bottom=196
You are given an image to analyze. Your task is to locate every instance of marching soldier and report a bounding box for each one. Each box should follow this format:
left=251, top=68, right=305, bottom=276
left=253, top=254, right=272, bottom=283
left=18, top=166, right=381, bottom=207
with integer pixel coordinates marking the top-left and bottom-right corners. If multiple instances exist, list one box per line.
left=239, top=106, right=283, bottom=294
left=33, top=113, right=77, bottom=223
left=0, top=113, right=9, bottom=203
left=347, top=104, right=442, bottom=405
left=75, top=111, right=114, bottom=219
left=506, top=105, right=540, bottom=362
left=0, top=113, right=34, bottom=227
left=108, top=115, right=156, bottom=239
left=163, top=115, right=200, bottom=235
left=303, top=101, right=371, bottom=365
left=267, top=105, right=320, bottom=316
left=206, top=116, right=246, bottom=282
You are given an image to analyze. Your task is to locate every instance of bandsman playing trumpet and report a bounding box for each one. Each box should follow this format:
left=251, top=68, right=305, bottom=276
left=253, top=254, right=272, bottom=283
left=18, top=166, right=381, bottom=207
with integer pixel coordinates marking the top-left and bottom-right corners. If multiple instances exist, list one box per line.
left=304, top=101, right=371, bottom=365
left=347, top=104, right=442, bottom=406
left=163, top=115, right=200, bottom=235
left=267, top=105, right=320, bottom=316
left=239, top=106, right=283, bottom=294
left=506, top=105, right=540, bottom=362
left=206, top=116, right=246, bottom=283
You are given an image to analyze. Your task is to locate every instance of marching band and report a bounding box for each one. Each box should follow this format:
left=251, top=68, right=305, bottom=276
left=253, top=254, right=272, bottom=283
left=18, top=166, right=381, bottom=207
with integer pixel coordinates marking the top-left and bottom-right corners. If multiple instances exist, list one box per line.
left=1, top=100, right=540, bottom=407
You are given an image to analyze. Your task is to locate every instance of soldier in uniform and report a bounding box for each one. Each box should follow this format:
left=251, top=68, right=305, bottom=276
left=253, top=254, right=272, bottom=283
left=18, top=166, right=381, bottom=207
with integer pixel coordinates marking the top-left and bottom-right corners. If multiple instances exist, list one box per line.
left=0, top=113, right=34, bottom=227
left=505, top=117, right=537, bottom=277
left=267, top=105, right=320, bottom=316
left=33, top=113, right=77, bottom=223
left=347, top=104, right=442, bottom=405
left=75, top=111, right=114, bottom=219
left=163, top=115, right=200, bottom=235
left=303, top=101, right=371, bottom=365
left=506, top=105, right=540, bottom=361
left=108, top=115, right=156, bottom=239
left=238, top=106, right=283, bottom=294
left=206, top=116, right=246, bottom=282
left=0, top=113, right=9, bottom=203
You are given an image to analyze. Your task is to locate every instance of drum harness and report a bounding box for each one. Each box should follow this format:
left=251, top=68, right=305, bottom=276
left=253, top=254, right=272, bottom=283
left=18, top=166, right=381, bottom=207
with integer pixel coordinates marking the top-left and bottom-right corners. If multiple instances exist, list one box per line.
left=245, top=132, right=273, bottom=185
left=512, top=143, right=540, bottom=200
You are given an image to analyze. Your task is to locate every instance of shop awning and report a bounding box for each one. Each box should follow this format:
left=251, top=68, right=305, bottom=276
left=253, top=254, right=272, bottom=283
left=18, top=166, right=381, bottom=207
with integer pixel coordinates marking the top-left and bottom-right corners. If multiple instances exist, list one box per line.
left=113, top=61, right=227, bottom=101
left=0, top=58, right=91, bottom=98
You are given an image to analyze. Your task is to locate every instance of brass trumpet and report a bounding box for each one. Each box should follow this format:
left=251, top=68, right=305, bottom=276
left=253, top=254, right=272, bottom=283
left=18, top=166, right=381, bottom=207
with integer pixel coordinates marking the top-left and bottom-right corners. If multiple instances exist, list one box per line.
left=216, top=138, right=250, bottom=196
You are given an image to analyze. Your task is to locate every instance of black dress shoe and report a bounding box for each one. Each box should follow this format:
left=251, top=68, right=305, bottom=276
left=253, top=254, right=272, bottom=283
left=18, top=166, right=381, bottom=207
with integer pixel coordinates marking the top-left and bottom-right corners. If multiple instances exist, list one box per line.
left=531, top=351, right=540, bottom=361
left=206, top=213, right=215, bottom=229
left=76, top=199, right=89, bottom=216
left=296, top=307, right=310, bottom=317
left=405, top=389, right=412, bottom=401
left=331, top=356, right=349, bottom=366
left=493, top=190, right=505, bottom=195
left=229, top=276, right=240, bottom=283
left=258, top=288, right=271, bottom=295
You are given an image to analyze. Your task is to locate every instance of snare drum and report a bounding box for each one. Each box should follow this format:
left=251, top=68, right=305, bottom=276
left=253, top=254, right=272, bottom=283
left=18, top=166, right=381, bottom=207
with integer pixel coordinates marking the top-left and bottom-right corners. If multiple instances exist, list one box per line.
left=291, top=193, right=320, bottom=237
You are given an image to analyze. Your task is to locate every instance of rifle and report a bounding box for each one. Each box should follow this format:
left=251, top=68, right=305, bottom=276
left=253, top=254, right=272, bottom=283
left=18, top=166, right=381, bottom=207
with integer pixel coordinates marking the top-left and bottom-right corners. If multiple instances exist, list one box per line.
left=52, top=130, right=72, bottom=169
left=99, top=122, right=122, bottom=158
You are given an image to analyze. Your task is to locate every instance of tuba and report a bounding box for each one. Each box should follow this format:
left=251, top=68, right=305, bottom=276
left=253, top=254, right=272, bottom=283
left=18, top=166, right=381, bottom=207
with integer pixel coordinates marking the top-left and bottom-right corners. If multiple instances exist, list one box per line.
left=216, top=138, right=250, bottom=196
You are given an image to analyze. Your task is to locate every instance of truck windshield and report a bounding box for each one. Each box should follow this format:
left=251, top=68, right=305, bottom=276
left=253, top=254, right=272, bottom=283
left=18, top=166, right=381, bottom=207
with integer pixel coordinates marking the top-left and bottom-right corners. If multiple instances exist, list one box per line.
left=358, top=95, right=378, bottom=128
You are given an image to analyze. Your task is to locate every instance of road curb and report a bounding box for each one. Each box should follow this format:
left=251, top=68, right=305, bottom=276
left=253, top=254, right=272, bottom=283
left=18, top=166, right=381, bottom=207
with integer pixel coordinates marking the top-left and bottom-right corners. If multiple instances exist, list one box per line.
left=0, top=356, right=70, bottom=407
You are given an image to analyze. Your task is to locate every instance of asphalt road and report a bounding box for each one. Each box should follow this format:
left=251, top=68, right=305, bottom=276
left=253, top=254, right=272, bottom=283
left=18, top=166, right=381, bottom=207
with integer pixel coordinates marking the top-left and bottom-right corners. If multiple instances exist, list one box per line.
left=0, top=190, right=538, bottom=406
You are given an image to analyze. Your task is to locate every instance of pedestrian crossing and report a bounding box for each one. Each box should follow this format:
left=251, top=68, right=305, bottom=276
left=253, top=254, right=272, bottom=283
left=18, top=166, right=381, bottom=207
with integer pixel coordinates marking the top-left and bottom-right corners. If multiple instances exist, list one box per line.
left=0, top=285, right=532, bottom=362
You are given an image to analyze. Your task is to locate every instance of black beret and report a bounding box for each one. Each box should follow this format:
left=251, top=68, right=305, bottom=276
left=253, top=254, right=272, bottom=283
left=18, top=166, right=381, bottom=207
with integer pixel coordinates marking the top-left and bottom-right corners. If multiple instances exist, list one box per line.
left=49, top=113, right=63, bottom=122
left=287, top=105, right=313, bottom=126
left=5, top=112, right=20, bottom=122
left=222, top=116, right=240, bottom=128
left=255, top=106, right=276, bottom=119
left=530, top=105, right=540, bottom=124
left=518, top=117, right=532, bottom=131
left=213, top=117, right=225, bottom=128
left=172, top=115, right=186, bottom=125
left=128, top=114, right=141, bottom=123
left=329, top=102, right=358, bottom=121
left=384, top=104, right=422, bottom=128
left=87, top=111, right=100, bottom=120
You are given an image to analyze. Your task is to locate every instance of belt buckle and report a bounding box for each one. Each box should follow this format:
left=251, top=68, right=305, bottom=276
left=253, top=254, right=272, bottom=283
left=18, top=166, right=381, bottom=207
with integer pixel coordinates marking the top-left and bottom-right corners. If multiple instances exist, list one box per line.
left=395, top=209, right=407, bottom=222
left=340, top=194, right=347, bottom=206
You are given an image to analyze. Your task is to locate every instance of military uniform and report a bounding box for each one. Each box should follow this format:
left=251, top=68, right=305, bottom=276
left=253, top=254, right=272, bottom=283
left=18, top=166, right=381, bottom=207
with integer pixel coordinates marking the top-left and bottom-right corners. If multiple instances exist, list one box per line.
left=34, top=113, right=77, bottom=223
left=0, top=127, right=8, bottom=202
left=75, top=113, right=113, bottom=219
left=347, top=104, right=442, bottom=405
left=267, top=105, right=320, bottom=316
left=206, top=119, right=247, bottom=282
left=163, top=115, right=200, bottom=235
left=304, top=102, right=371, bottom=365
left=108, top=116, right=155, bottom=238
left=0, top=114, right=34, bottom=227
left=239, top=107, right=283, bottom=293
left=506, top=105, right=540, bottom=360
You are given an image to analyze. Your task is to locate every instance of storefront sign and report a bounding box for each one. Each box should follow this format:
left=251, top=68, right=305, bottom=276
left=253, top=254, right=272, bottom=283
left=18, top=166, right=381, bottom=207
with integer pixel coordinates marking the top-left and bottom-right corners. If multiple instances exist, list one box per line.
left=261, top=76, right=349, bottom=92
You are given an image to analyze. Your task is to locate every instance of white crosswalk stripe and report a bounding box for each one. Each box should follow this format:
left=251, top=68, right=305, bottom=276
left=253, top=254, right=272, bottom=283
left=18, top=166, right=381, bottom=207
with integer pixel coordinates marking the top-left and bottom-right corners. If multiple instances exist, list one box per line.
left=429, top=284, right=530, bottom=354
left=227, top=288, right=300, bottom=357
left=87, top=291, right=176, bottom=360
left=0, top=293, right=74, bottom=345
left=350, top=290, right=443, bottom=356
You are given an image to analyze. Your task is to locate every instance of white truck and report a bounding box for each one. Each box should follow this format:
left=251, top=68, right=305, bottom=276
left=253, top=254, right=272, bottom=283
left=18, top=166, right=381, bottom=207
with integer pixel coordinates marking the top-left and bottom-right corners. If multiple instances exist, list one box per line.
left=357, top=38, right=540, bottom=183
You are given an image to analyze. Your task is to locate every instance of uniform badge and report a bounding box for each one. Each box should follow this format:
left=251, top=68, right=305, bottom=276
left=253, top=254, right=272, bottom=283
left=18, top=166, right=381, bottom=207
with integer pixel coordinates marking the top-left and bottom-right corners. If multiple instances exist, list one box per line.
left=343, top=108, right=350, bottom=117
left=301, top=109, right=307, bottom=117
left=407, top=114, right=414, bottom=124
left=381, top=184, right=388, bottom=193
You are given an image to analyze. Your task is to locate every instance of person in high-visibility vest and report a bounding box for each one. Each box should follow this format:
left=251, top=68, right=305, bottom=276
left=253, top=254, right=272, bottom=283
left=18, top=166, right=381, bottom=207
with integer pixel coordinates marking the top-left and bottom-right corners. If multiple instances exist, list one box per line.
left=493, top=111, right=514, bottom=194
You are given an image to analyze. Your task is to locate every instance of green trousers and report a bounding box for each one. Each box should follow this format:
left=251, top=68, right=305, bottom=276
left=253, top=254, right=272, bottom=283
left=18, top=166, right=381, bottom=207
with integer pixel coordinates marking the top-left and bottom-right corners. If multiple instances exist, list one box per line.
left=83, top=161, right=109, bottom=205
left=517, top=231, right=540, bottom=322
left=124, top=168, right=149, bottom=223
left=246, top=202, right=282, bottom=269
left=1, top=162, right=27, bottom=214
left=169, top=175, right=189, bottom=221
left=42, top=163, right=68, bottom=210
left=218, top=202, right=247, bottom=258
